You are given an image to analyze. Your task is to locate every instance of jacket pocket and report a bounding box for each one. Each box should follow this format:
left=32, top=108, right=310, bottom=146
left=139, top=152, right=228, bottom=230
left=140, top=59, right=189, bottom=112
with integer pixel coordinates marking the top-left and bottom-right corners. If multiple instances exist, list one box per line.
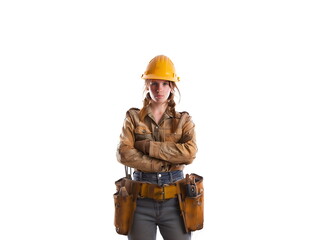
left=134, top=126, right=153, bottom=141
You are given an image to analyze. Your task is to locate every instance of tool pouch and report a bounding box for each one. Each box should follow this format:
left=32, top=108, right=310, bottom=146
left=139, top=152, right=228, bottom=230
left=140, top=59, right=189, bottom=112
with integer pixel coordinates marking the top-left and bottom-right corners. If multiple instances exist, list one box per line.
left=113, top=168, right=139, bottom=235
left=177, top=173, right=204, bottom=232
left=113, top=186, right=135, bottom=235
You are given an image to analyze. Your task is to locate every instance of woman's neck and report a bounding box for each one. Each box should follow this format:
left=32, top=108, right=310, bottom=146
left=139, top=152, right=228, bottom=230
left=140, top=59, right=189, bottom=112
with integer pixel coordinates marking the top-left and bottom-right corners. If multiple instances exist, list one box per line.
left=150, top=101, right=168, bottom=113
left=150, top=101, right=168, bottom=124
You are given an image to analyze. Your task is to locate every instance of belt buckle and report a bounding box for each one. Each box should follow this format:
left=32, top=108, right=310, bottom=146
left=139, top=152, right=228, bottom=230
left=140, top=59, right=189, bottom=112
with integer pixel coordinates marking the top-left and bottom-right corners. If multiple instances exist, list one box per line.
left=153, top=185, right=166, bottom=201
left=160, top=184, right=171, bottom=200
left=156, top=185, right=165, bottom=200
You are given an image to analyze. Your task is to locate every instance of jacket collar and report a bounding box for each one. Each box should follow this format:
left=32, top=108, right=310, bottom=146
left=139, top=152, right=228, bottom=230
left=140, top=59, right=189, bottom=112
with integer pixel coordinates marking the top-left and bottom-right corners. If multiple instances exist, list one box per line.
left=146, top=105, right=174, bottom=124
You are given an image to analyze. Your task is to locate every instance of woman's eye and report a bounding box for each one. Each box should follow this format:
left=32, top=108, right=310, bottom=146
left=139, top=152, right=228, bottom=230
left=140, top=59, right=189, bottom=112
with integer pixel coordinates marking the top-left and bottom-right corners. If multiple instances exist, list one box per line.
left=163, top=82, right=169, bottom=86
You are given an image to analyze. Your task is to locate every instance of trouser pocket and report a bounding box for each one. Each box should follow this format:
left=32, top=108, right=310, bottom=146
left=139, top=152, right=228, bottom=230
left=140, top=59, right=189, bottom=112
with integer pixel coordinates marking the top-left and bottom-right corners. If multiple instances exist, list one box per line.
left=183, top=193, right=204, bottom=231
left=113, top=190, right=136, bottom=235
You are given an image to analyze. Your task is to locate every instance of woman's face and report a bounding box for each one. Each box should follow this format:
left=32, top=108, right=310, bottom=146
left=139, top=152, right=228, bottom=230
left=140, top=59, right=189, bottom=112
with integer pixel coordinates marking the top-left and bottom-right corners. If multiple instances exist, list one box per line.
left=148, top=79, right=172, bottom=103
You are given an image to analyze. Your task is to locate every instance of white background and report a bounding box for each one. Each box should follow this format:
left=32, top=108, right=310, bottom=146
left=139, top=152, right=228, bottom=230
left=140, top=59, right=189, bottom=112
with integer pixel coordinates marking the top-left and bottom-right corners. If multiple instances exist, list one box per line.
left=1, top=0, right=318, bottom=239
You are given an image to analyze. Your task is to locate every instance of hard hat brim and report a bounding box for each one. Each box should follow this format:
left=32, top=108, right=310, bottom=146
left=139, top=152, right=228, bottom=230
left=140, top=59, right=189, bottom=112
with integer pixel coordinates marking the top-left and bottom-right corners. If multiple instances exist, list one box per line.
left=141, top=74, right=180, bottom=82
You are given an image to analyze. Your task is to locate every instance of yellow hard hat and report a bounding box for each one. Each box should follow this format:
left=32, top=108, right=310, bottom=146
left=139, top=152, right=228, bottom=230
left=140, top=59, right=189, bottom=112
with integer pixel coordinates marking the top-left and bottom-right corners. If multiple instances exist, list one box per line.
left=141, top=55, right=180, bottom=82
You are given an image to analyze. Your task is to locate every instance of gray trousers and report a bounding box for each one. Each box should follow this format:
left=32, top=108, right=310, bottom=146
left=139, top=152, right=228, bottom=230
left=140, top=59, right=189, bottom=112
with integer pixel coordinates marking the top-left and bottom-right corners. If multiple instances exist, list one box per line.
left=128, top=198, right=191, bottom=240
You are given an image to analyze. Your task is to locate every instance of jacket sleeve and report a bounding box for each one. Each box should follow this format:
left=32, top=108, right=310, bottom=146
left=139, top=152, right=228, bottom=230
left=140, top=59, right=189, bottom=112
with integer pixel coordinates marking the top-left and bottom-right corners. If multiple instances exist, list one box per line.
left=149, top=113, right=197, bottom=164
left=116, top=110, right=168, bottom=172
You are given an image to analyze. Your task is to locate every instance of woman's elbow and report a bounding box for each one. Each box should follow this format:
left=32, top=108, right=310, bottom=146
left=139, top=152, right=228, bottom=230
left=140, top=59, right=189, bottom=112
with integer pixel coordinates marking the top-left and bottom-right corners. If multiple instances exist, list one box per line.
left=116, top=145, right=130, bottom=165
left=184, top=145, right=197, bottom=164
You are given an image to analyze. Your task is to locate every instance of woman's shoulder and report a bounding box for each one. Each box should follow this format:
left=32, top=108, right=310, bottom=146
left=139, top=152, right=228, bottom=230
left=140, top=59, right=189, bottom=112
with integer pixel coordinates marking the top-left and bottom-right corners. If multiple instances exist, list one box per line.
left=125, top=107, right=140, bottom=117
left=175, top=111, right=195, bottom=127
left=175, top=110, right=191, bottom=119
left=127, top=107, right=140, bottom=113
left=123, top=108, right=141, bottom=125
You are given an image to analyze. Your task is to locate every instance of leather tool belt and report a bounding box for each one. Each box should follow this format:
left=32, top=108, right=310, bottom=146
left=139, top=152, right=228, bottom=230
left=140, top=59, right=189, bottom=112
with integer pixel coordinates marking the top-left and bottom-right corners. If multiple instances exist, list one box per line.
left=115, top=177, right=179, bottom=200
left=113, top=173, right=204, bottom=235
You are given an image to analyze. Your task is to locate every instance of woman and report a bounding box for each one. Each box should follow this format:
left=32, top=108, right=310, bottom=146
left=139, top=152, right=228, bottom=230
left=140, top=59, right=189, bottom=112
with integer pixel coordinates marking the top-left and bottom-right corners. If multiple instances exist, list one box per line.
left=117, top=55, right=197, bottom=240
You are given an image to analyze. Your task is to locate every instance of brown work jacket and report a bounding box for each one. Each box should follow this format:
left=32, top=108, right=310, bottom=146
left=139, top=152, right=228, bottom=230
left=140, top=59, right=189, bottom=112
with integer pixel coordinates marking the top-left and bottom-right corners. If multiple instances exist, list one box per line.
left=116, top=107, right=197, bottom=172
